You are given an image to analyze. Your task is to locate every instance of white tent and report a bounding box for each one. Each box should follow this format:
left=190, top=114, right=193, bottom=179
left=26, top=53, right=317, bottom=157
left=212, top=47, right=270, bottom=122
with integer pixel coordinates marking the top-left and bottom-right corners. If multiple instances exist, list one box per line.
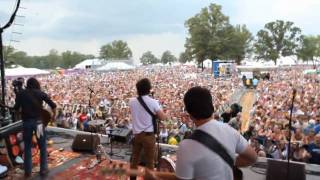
left=96, top=62, right=135, bottom=71
left=184, top=61, right=197, bottom=66
left=73, top=58, right=104, bottom=69
left=203, top=59, right=212, bottom=68
left=6, top=66, right=50, bottom=77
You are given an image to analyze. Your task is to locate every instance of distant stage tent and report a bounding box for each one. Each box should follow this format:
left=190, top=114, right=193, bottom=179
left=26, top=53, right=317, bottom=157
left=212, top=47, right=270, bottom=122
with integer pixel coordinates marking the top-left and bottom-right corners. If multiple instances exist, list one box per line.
left=96, top=62, right=135, bottom=71
left=73, top=59, right=104, bottom=69
left=5, top=66, right=50, bottom=77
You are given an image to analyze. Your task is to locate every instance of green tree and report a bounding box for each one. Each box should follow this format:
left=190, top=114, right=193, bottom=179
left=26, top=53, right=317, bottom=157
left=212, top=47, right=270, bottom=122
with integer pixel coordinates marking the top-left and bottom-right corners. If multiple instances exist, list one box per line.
left=297, top=35, right=320, bottom=67
left=254, top=20, right=302, bottom=65
left=226, top=25, right=253, bottom=64
left=185, top=4, right=233, bottom=65
left=99, top=40, right=132, bottom=60
left=61, top=51, right=94, bottom=68
left=161, top=51, right=177, bottom=64
left=140, top=51, right=159, bottom=65
left=178, top=51, right=192, bottom=63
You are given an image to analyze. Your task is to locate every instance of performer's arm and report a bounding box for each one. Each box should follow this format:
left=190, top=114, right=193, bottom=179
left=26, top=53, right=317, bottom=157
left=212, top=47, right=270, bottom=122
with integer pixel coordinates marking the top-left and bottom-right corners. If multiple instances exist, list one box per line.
left=156, top=110, right=167, bottom=121
left=235, top=145, right=257, bottom=167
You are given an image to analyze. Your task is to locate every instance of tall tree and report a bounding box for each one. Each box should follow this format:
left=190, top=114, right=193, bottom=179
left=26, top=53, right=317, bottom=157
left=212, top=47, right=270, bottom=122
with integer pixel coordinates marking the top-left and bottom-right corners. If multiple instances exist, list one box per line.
left=140, top=51, right=159, bottom=65
left=254, top=20, right=302, bottom=65
left=61, top=51, right=94, bottom=68
left=161, top=51, right=177, bottom=64
left=178, top=51, right=192, bottom=63
left=226, top=25, right=253, bottom=64
left=185, top=4, right=233, bottom=65
left=297, top=35, right=320, bottom=67
left=99, top=40, right=132, bottom=60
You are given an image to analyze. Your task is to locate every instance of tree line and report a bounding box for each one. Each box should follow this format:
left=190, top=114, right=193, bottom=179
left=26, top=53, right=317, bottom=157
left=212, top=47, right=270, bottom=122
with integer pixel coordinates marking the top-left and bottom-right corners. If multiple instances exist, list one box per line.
left=4, top=46, right=94, bottom=69
left=4, top=3, right=320, bottom=69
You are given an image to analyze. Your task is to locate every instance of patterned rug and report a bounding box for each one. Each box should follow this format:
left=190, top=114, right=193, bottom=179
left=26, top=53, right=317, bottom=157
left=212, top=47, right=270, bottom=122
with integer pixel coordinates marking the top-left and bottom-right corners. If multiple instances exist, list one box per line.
left=54, top=156, right=144, bottom=180
left=5, top=148, right=80, bottom=179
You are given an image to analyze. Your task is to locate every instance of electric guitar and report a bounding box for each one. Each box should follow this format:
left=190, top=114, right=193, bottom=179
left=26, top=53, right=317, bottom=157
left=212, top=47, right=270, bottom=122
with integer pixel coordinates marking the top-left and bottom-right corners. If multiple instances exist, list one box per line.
left=100, top=160, right=243, bottom=180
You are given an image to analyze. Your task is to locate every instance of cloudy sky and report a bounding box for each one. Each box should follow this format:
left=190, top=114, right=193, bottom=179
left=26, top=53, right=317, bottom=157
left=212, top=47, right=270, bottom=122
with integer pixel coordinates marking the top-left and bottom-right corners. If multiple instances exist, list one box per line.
left=0, top=0, right=320, bottom=60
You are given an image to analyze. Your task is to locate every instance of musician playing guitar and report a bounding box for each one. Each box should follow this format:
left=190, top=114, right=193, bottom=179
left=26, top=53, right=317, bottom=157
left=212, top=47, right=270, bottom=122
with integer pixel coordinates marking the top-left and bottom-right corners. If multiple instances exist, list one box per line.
left=145, top=87, right=257, bottom=180
left=13, top=77, right=56, bottom=178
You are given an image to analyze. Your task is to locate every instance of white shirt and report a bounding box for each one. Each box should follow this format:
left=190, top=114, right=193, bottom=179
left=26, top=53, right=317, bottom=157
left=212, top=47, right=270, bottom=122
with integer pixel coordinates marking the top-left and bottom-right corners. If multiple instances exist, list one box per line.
left=176, top=120, right=248, bottom=180
left=129, top=95, right=161, bottom=134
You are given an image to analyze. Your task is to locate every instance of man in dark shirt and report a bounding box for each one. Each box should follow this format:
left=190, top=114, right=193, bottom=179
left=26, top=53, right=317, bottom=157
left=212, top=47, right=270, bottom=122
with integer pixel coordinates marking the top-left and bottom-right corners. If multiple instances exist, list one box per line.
left=14, top=77, right=56, bottom=177
left=307, top=134, right=320, bottom=165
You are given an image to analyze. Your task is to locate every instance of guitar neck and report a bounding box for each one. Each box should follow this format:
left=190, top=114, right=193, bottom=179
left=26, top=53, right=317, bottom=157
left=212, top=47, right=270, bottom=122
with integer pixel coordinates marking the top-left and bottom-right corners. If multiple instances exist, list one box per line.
left=101, top=165, right=176, bottom=178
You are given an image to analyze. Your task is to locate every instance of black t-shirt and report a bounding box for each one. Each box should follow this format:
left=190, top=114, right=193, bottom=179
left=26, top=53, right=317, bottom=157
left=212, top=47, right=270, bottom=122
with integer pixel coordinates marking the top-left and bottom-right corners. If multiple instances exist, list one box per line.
left=14, top=89, right=56, bottom=120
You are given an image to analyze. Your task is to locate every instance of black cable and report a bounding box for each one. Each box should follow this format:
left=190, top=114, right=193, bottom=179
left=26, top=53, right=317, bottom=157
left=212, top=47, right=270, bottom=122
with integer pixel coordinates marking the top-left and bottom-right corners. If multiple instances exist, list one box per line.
left=1, top=0, right=21, bottom=31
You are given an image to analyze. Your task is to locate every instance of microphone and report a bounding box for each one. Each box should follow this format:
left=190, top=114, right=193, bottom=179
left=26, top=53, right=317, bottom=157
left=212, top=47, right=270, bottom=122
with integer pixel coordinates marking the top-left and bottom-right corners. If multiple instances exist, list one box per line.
left=88, top=87, right=95, bottom=94
left=292, top=88, right=297, bottom=96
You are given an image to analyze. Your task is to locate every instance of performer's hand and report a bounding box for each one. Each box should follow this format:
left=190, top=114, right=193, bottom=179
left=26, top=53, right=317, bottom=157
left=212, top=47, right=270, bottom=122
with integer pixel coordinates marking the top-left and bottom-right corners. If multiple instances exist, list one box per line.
left=144, top=169, right=159, bottom=180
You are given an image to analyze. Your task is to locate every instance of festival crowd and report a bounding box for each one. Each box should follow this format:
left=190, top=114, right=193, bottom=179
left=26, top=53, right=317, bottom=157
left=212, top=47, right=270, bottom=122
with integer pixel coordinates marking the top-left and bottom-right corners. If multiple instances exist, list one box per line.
left=4, top=65, right=320, bottom=165
left=243, top=68, right=320, bottom=165
left=5, top=66, right=240, bottom=144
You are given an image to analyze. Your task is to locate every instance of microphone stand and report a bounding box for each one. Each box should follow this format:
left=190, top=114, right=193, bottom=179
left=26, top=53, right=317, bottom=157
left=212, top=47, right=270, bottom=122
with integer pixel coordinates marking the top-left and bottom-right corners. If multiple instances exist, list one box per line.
left=106, top=129, right=124, bottom=158
left=286, top=88, right=296, bottom=180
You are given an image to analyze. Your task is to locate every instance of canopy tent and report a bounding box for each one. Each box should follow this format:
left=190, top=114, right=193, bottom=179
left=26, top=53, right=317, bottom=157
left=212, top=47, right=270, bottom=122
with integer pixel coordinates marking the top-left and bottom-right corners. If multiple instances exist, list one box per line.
left=236, top=65, right=278, bottom=72
left=96, top=62, right=135, bottom=71
left=5, top=66, right=50, bottom=77
left=73, top=59, right=104, bottom=69
left=303, top=69, right=320, bottom=75
left=184, top=61, right=197, bottom=66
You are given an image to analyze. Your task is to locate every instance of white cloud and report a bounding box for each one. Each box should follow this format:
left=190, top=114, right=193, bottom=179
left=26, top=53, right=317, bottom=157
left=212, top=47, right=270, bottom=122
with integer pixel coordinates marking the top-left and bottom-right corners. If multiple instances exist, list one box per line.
left=14, top=32, right=185, bottom=64
left=3, top=0, right=320, bottom=62
left=127, top=32, right=185, bottom=61
left=14, top=37, right=101, bottom=56
left=232, top=0, right=320, bottom=34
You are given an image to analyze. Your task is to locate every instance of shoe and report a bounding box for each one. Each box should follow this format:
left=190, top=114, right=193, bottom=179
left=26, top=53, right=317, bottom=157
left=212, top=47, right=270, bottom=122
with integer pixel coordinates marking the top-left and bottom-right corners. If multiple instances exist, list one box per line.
left=15, top=156, right=24, bottom=164
left=0, top=165, right=8, bottom=178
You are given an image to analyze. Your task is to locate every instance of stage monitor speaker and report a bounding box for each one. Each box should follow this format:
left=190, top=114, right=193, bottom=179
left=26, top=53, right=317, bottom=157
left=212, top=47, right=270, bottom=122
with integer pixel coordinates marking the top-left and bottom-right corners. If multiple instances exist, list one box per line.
left=266, top=159, right=306, bottom=180
left=72, top=134, right=100, bottom=153
left=111, top=128, right=132, bottom=143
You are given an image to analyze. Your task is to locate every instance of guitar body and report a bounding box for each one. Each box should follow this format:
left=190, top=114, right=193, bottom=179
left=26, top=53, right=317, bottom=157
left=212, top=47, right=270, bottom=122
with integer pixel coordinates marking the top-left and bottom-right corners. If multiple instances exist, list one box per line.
left=41, top=108, right=52, bottom=126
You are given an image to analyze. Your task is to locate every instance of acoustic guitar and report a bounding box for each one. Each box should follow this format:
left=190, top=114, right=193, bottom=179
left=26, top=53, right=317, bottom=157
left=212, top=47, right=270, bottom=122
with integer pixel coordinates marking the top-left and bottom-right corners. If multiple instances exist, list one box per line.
left=40, top=108, right=53, bottom=126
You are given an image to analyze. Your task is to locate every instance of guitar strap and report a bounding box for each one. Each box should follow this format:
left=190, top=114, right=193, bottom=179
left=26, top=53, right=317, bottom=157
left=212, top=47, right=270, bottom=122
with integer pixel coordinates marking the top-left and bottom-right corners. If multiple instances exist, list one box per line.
left=137, top=96, right=158, bottom=133
left=189, top=129, right=243, bottom=180
left=189, top=130, right=234, bottom=169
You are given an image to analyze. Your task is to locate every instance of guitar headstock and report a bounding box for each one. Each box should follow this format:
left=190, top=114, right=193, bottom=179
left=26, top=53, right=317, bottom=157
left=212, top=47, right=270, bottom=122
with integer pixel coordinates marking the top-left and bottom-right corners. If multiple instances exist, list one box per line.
left=101, top=161, right=126, bottom=176
left=100, top=161, right=143, bottom=177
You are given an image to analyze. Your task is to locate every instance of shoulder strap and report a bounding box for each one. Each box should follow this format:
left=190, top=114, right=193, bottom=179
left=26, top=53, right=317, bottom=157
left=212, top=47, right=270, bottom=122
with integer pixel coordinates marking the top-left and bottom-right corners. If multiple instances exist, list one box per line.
left=137, top=96, right=155, bottom=118
left=189, top=129, right=234, bottom=169
left=137, top=96, right=158, bottom=133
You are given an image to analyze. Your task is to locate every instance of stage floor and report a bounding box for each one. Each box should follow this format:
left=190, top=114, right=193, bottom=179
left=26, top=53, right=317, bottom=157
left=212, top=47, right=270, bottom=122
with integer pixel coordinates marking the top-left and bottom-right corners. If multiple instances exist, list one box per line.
left=2, top=126, right=320, bottom=180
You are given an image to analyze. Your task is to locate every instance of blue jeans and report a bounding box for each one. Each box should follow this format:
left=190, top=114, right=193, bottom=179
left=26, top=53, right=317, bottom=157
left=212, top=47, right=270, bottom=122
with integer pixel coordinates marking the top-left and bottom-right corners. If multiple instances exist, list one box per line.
left=23, top=119, right=48, bottom=174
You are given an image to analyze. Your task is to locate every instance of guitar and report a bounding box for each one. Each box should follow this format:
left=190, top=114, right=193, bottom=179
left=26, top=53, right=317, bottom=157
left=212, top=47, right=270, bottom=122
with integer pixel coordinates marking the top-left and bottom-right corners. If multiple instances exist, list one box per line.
left=40, top=108, right=53, bottom=126
left=100, top=160, right=243, bottom=180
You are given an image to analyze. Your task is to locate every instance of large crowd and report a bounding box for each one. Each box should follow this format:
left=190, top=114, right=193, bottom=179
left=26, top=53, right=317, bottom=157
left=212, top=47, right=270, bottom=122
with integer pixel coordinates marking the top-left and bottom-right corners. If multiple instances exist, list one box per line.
left=5, top=66, right=240, bottom=143
left=244, top=68, right=320, bottom=164
left=4, top=65, right=320, bottom=165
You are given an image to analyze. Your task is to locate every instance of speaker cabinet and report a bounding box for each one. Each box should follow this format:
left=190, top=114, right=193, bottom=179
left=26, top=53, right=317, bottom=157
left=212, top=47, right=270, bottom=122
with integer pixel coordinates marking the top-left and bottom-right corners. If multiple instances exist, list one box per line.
left=72, top=134, right=100, bottom=153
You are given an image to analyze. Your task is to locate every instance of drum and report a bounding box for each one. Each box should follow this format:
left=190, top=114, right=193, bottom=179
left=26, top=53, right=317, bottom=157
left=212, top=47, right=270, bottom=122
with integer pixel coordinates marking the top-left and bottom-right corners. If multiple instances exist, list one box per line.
left=159, top=155, right=176, bottom=172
